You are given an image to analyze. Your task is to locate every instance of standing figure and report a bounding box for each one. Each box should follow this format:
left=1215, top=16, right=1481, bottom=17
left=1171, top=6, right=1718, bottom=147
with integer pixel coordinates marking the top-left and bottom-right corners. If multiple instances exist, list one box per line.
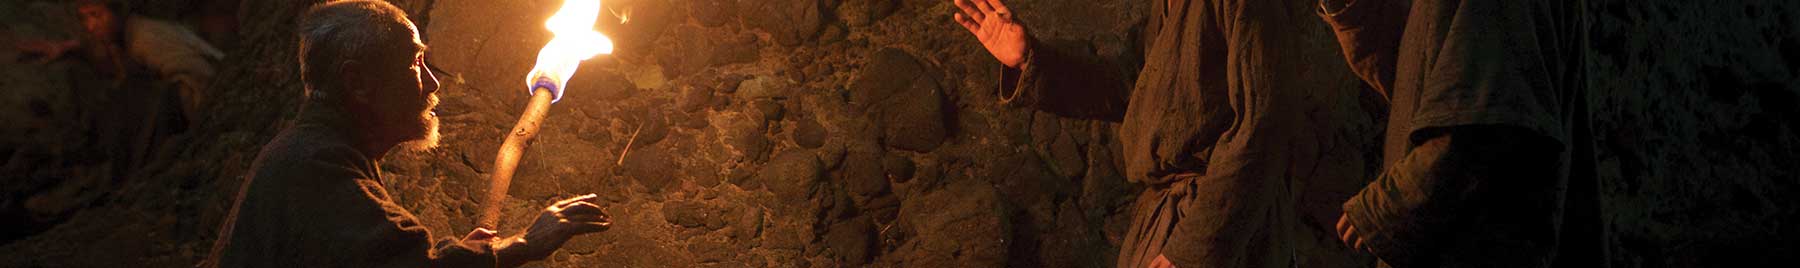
left=1319, top=0, right=1606, bottom=267
left=950, top=0, right=1387, bottom=267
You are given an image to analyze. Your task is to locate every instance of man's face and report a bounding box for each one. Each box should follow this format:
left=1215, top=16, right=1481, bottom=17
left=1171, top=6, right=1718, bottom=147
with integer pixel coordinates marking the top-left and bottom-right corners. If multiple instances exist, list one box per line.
left=77, top=3, right=117, bottom=41
left=375, top=22, right=441, bottom=152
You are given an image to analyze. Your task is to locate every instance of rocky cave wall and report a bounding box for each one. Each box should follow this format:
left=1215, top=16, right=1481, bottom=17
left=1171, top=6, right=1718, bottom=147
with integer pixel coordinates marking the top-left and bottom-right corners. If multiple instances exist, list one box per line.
left=389, top=0, right=1149, bottom=266
left=0, top=0, right=1795, bottom=267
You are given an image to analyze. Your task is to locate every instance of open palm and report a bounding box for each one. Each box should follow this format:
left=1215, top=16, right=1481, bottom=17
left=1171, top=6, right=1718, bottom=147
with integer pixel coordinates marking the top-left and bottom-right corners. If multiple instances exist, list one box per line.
left=953, top=0, right=1029, bottom=68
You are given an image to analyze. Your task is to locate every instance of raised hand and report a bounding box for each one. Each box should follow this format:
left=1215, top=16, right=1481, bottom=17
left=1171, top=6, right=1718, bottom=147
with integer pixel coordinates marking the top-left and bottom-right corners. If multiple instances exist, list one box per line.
left=952, top=0, right=1030, bottom=68
left=501, top=194, right=611, bottom=264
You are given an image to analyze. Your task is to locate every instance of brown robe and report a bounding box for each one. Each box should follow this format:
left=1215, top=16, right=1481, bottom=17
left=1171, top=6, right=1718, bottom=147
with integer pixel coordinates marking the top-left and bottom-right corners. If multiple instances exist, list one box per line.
left=998, top=0, right=1386, bottom=267
left=205, top=106, right=498, bottom=268
left=1321, top=0, right=1605, bottom=267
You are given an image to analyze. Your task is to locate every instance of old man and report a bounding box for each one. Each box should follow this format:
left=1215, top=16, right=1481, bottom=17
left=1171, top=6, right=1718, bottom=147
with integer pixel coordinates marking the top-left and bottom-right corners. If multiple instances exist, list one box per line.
left=205, top=1, right=610, bottom=267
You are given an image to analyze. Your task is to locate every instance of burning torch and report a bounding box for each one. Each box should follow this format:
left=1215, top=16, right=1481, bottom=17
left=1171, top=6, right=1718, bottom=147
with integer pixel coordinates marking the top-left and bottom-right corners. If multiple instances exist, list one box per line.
left=480, top=0, right=614, bottom=229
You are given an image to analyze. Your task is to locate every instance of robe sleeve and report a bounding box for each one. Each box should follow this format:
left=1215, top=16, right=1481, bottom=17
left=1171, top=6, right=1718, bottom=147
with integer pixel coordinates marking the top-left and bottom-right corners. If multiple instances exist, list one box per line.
left=429, top=237, right=502, bottom=268
left=354, top=178, right=503, bottom=268
left=995, top=36, right=1140, bottom=122
left=1317, top=0, right=1408, bottom=98
left=1342, top=125, right=1561, bottom=267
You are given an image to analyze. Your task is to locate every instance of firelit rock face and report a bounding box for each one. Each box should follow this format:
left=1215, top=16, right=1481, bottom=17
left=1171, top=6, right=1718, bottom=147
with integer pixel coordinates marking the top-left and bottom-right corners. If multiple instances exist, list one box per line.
left=792, top=116, right=828, bottom=149
left=852, top=48, right=948, bottom=152
left=742, top=0, right=825, bottom=46
left=7, top=0, right=1796, bottom=267
left=837, top=0, right=898, bottom=27
left=824, top=215, right=877, bottom=264
left=754, top=150, right=825, bottom=202
left=895, top=179, right=1011, bottom=267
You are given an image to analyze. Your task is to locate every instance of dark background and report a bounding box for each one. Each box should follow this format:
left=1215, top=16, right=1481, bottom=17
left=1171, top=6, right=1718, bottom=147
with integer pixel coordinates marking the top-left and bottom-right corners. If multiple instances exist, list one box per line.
left=0, top=0, right=1794, bottom=267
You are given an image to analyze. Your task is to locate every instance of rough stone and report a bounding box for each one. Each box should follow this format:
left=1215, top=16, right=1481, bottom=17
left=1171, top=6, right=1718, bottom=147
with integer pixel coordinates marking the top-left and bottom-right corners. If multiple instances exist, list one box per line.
left=817, top=24, right=848, bottom=44
left=751, top=100, right=784, bottom=121
left=657, top=25, right=715, bottom=79
left=622, top=144, right=679, bottom=194
left=689, top=166, right=723, bottom=188
left=704, top=205, right=732, bottom=230
left=632, top=110, right=670, bottom=146
left=736, top=76, right=795, bottom=100
left=985, top=154, right=1069, bottom=228
left=881, top=154, right=915, bottom=182
left=709, top=33, right=761, bottom=66
left=850, top=49, right=947, bottom=152
left=753, top=151, right=825, bottom=201
left=721, top=116, right=772, bottom=164
left=837, top=152, right=889, bottom=200
left=793, top=117, right=828, bottom=149
left=677, top=85, right=713, bottom=113
left=896, top=179, right=1010, bottom=267
left=762, top=218, right=815, bottom=251
left=743, top=0, right=825, bottom=46
left=1044, top=130, right=1087, bottom=179
left=730, top=206, right=765, bottom=240
left=689, top=0, right=736, bottom=27
left=688, top=238, right=737, bottom=263
left=662, top=200, right=710, bottom=229
left=825, top=216, right=877, bottom=265
left=837, top=0, right=898, bottom=26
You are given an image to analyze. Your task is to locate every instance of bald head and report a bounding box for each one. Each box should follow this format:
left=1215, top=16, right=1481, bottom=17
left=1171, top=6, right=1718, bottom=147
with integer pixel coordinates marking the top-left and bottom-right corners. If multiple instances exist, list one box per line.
left=297, top=0, right=424, bottom=103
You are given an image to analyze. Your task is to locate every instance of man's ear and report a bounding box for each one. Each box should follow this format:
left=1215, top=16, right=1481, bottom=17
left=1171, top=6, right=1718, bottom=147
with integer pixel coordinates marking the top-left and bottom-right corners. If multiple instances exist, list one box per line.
left=338, top=59, right=369, bottom=103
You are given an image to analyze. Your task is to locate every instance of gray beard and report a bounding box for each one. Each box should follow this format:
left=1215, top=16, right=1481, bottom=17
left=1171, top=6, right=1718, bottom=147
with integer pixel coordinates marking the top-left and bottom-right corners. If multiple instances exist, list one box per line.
left=398, top=114, right=440, bottom=153
left=398, top=95, right=441, bottom=152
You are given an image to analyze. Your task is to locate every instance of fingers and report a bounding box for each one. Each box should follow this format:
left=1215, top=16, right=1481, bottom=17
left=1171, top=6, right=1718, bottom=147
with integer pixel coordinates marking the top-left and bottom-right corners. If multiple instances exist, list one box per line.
left=561, top=202, right=605, bottom=217
left=1340, top=226, right=1357, bottom=247
left=954, top=13, right=980, bottom=33
left=462, top=228, right=498, bottom=242
left=953, top=0, right=985, bottom=22
left=553, top=193, right=602, bottom=209
left=1148, top=254, right=1172, bottom=268
left=572, top=221, right=611, bottom=234
left=970, top=0, right=995, bottom=16
left=1335, top=215, right=1350, bottom=243
left=564, top=204, right=611, bottom=234
left=985, top=0, right=1012, bottom=20
left=1335, top=215, right=1348, bottom=233
left=1354, top=237, right=1367, bottom=252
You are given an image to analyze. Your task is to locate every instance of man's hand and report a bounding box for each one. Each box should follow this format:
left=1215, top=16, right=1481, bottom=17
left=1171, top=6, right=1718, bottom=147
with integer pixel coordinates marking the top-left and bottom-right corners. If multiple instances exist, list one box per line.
left=14, top=39, right=79, bottom=64
left=499, top=194, right=611, bottom=263
left=1336, top=214, right=1368, bottom=252
left=1148, top=254, right=1176, bottom=268
left=952, top=0, right=1030, bottom=68
left=460, top=227, right=499, bottom=245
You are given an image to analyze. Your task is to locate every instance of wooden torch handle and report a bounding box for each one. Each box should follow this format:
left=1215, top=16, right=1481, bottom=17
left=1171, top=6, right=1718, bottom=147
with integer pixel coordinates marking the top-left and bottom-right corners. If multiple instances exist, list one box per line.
left=480, top=87, right=557, bottom=229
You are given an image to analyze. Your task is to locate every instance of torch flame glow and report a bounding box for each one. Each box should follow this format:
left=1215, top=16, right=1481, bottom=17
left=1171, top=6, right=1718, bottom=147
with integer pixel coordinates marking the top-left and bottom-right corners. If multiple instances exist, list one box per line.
left=528, top=0, right=613, bottom=102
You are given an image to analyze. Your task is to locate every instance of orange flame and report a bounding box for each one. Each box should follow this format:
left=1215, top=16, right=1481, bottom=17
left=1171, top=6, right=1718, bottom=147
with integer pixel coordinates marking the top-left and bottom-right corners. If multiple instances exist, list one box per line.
left=527, top=0, right=613, bottom=102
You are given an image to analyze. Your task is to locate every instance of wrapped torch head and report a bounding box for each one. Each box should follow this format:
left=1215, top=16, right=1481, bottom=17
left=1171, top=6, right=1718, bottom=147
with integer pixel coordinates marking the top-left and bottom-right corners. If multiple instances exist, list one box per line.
left=525, top=57, right=581, bottom=103
left=525, top=0, right=613, bottom=103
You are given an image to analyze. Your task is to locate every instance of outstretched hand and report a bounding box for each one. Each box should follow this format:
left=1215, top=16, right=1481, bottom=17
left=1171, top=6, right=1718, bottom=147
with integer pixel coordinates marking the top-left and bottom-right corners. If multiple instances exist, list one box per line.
left=500, top=194, right=611, bottom=263
left=951, top=0, right=1030, bottom=68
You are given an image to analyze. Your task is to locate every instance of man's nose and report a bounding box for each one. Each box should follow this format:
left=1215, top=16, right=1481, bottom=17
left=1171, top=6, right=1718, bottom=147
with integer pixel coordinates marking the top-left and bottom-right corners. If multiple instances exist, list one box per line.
left=422, top=62, right=440, bottom=95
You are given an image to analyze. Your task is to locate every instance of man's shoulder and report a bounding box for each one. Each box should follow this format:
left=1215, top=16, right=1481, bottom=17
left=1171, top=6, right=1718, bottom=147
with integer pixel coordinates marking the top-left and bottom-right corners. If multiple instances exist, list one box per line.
left=245, top=125, right=371, bottom=182
left=123, top=15, right=226, bottom=62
